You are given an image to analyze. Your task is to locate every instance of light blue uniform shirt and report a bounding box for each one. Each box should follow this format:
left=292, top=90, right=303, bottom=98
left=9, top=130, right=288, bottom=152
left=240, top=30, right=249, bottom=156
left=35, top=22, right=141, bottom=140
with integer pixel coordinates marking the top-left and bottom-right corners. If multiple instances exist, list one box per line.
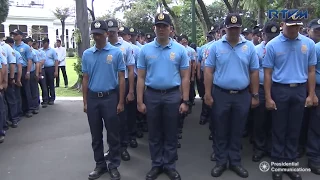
left=255, top=41, right=266, bottom=85
left=137, top=38, right=189, bottom=90
left=315, top=42, right=320, bottom=85
left=14, top=50, right=23, bottom=73
left=41, top=47, right=58, bottom=67
left=263, top=33, right=317, bottom=84
left=131, top=43, right=140, bottom=75
left=135, top=41, right=143, bottom=48
left=13, top=42, right=33, bottom=67
left=201, top=41, right=214, bottom=70
left=1, top=42, right=16, bottom=65
left=113, top=37, right=135, bottom=79
left=37, top=49, right=46, bottom=69
left=186, top=45, right=196, bottom=62
left=0, top=61, right=2, bottom=68
left=0, top=46, right=7, bottom=65
left=82, top=42, right=125, bottom=92
left=197, top=46, right=203, bottom=64
left=30, top=48, right=39, bottom=72
left=205, top=35, right=259, bottom=90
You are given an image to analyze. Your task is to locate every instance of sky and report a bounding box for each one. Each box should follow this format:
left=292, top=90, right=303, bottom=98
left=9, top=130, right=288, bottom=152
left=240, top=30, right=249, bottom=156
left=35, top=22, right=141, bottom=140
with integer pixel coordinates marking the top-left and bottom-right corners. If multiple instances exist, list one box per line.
left=43, top=0, right=214, bottom=17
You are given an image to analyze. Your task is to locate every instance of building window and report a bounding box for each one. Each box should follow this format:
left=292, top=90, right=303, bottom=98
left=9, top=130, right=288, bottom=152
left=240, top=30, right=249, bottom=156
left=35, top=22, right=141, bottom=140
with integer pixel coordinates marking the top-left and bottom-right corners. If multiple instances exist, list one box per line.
left=56, top=29, right=59, bottom=39
left=9, top=25, right=28, bottom=36
left=65, top=29, right=69, bottom=48
left=0, top=24, right=4, bottom=39
left=31, top=25, right=48, bottom=47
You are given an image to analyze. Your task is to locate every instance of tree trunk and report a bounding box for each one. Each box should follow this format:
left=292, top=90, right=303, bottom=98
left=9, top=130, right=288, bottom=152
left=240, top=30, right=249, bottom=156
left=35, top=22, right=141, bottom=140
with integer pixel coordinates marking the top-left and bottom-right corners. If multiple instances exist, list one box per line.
left=162, top=0, right=181, bottom=35
left=197, top=0, right=211, bottom=31
left=195, top=7, right=208, bottom=38
left=61, top=20, right=65, bottom=46
left=258, top=6, right=265, bottom=25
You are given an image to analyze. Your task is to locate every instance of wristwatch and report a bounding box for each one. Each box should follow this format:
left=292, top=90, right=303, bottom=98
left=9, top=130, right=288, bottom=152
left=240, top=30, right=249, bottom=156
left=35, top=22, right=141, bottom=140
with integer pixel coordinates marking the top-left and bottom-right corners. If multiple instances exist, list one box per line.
left=252, top=93, right=259, bottom=100
left=182, top=100, right=191, bottom=106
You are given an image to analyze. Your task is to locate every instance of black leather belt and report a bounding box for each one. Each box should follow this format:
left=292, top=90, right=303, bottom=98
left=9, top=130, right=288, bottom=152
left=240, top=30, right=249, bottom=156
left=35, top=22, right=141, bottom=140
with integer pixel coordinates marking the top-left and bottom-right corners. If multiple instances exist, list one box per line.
left=273, top=82, right=306, bottom=88
left=146, top=86, right=179, bottom=93
left=88, top=89, right=116, bottom=98
left=214, top=85, right=248, bottom=94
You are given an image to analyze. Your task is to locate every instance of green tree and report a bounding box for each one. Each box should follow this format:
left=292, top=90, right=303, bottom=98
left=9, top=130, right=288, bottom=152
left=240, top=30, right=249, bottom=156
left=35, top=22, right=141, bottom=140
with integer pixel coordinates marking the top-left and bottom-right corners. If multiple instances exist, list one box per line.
left=53, top=7, right=72, bottom=46
left=0, top=0, right=9, bottom=24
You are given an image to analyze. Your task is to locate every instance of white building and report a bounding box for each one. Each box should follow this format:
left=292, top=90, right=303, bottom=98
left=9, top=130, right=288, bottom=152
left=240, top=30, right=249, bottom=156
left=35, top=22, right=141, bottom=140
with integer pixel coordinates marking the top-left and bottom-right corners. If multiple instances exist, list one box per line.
left=0, top=0, right=76, bottom=49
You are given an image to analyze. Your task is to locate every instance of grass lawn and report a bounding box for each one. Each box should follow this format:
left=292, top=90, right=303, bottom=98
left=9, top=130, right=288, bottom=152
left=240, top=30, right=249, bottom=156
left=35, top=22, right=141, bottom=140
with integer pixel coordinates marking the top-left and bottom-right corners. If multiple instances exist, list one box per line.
left=53, top=57, right=82, bottom=97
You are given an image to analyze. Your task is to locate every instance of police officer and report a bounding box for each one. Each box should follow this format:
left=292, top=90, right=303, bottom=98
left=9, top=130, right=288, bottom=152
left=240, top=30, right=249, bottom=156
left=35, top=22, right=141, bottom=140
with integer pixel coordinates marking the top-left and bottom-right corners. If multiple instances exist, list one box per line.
left=137, top=13, right=189, bottom=180
left=41, top=38, right=59, bottom=105
left=252, top=28, right=261, bottom=45
left=306, top=18, right=320, bottom=175
left=263, top=10, right=317, bottom=180
left=2, top=37, right=20, bottom=128
left=11, top=29, right=34, bottom=118
left=242, top=28, right=253, bottom=41
left=251, top=21, right=280, bottom=162
left=105, top=18, right=135, bottom=161
left=204, top=13, right=259, bottom=178
left=145, top=33, right=155, bottom=43
left=83, top=20, right=124, bottom=180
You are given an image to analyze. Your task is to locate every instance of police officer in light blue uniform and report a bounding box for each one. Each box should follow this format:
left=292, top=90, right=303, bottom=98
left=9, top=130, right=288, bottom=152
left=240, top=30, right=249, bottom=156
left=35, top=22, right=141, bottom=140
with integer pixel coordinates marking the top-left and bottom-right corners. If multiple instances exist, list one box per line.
left=41, top=38, right=59, bottom=105
left=204, top=13, right=259, bottom=178
left=306, top=19, right=320, bottom=175
left=83, top=20, right=124, bottom=180
left=263, top=10, right=317, bottom=180
left=105, top=19, right=135, bottom=162
left=11, top=29, right=34, bottom=118
left=2, top=37, right=20, bottom=128
left=137, top=13, right=189, bottom=180
left=251, top=21, right=280, bottom=162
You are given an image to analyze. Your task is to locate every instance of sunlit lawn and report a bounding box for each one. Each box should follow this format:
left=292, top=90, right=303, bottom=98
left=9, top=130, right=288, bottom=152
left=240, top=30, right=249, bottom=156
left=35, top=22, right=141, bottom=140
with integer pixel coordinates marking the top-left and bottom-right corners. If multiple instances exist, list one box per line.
left=40, top=57, right=82, bottom=97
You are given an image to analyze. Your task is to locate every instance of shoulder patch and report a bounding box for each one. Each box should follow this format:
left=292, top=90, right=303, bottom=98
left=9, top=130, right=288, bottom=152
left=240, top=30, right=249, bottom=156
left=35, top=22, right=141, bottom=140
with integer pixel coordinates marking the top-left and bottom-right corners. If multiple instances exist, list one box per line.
left=12, top=51, right=15, bottom=57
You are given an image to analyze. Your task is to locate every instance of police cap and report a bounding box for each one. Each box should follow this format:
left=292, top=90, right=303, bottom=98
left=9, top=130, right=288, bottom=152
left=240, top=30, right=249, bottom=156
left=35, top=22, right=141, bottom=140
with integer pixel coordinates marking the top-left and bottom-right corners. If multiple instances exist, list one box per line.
left=129, top=27, right=138, bottom=36
left=90, top=20, right=108, bottom=35
left=145, top=33, right=154, bottom=40
left=263, top=21, right=280, bottom=38
left=42, top=37, right=50, bottom=43
left=3, top=36, right=14, bottom=44
left=308, top=19, right=320, bottom=29
left=105, top=19, right=119, bottom=31
left=154, top=13, right=172, bottom=26
left=118, top=26, right=130, bottom=35
left=225, top=13, right=242, bottom=28
left=10, top=29, right=24, bottom=36
left=242, top=28, right=252, bottom=34
left=283, top=9, right=303, bottom=26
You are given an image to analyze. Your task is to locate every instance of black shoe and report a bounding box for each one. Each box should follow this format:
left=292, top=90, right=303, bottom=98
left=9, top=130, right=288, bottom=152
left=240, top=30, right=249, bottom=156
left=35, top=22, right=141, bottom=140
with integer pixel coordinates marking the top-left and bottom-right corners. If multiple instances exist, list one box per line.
left=109, top=168, right=121, bottom=180
left=163, top=168, right=181, bottom=180
left=42, top=103, right=48, bottom=108
left=11, top=122, right=18, bottom=128
left=130, top=139, right=138, bottom=148
left=104, top=151, right=109, bottom=160
left=272, top=172, right=283, bottom=180
left=179, top=129, right=182, bottom=133
left=146, top=167, right=163, bottom=180
left=209, top=134, right=213, bottom=140
left=0, top=136, right=4, bottom=143
left=137, top=131, right=144, bottom=138
left=229, top=165, right=249, bottom=178
left=252, top=151, right=265, bottom=162
left=25, top=112, right=32, bottom=118
left=88, top=167, right=108, bottom=180
left=210, top=152, right=216, bottom=161
left=177, top=141, right=181, bottom=148
left=48, top=101, right=54, bottom=105
left=121, top=149, right=130, bottom=161
left=177, top=134, right=182, bottom=139
left=211, top=164, right=227, bottom=177
left=32, top=109, right=39, bottom=114
left=142, top=126, right=148, bottom=132
left=285, top=172, right=301, bottom=180
left=199, top=119, right=207, bottom=125
left=309, top=163, right=320, bottom=175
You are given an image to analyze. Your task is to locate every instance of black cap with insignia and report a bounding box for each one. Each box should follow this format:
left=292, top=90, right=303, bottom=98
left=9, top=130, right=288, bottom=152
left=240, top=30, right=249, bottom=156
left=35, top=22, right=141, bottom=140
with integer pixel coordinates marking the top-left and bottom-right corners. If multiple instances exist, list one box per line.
left=118, top=26, right=130, bottom=35
left=42, top=37, right=50, bottom=43
left=3, top=36, right=14, bottom=44
left=308, top=19, right=320, bottom=29
left=129, top=27, right=138, bottom=36
left=90, top=20, right=108, bottom=34
left=225, top=13, right=242, bottom=28
left=105, top=19, right=119, bottom=31
left=283, top=9, right=304, bottom=26
left=145, top=33, right=154, bottom=40
left=10, top=29, right=24, bottom=36
left=263, top=21, right=280, bottom=38
left=154, top=13, right=172, bottom=26
left=242, top=28, right=252, bottom=34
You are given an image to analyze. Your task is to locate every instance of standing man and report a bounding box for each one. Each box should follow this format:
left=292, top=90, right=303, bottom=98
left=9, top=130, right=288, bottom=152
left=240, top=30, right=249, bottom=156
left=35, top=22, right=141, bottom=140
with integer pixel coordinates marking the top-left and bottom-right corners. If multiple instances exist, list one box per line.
left=83, top=20, right=124, bottom=180
left=41, top=38, right=59, bottom=105
left=55, top=39, right=68, bottom=88
left=263, top=11, right=317, bottom=180
left=204, top=13, right=259, bottom=178
left=251, top=21, right=280, bottom=162
left=11, top=29, right=34, bottom=118
left=105, top=18, right=135, bottom=161
left=137, top=13, right=189, bottom=180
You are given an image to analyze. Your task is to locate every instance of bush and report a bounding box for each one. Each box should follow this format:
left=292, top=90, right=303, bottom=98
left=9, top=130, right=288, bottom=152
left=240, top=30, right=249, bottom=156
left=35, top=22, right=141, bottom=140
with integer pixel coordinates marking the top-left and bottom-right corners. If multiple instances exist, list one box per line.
left=67, top=51, right=75, bottom=57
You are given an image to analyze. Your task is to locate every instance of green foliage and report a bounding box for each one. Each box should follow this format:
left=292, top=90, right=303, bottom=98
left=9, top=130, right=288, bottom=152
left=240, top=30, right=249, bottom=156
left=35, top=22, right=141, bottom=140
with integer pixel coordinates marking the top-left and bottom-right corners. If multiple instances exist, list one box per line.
left=67, top=51, right=75, bottom=57
left=73, top=56, right=82, bottom=76
left=72, top=28, right=82, bottom=44
left=0, top=0, right=9, bottom=24
left=53, top=7, right=72, bottom=22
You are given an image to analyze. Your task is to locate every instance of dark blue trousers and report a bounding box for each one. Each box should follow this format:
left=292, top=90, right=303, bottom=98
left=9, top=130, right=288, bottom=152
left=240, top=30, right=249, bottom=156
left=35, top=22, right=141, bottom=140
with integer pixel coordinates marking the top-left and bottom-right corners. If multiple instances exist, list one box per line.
left=87, top=89, right=121, bottom=169
left=0, top=92, right=5, bottom=136
left=44, top=66, right=55, bottom=102
left=271, top=83, right=306, bottom=162
left=39, top=68, right=49, bottom=103
left=307, top=86, right=320, bottom=166
left=29, top=71, right=39, bottom=110
left=212, top=86, right=251, bottom=166
left=5, top=75, right=20, bottom=123
left=252, top=85, right=272, bottom=153
left=127, top=78, right=137, bottom=141
left=21, top=67, right=33, bottom=114
left=145, top=87, right=181, bottom=170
